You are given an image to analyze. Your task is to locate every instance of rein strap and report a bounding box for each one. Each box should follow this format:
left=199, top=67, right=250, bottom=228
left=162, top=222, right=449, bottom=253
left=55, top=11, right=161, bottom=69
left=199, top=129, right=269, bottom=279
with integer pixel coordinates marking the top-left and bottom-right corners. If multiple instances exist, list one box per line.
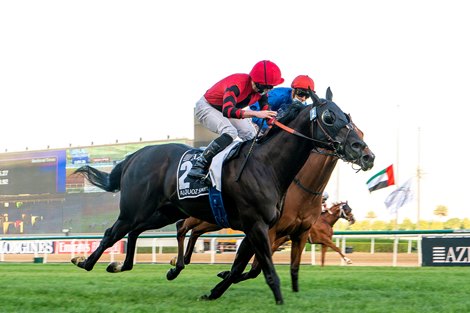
left=270, top=119, right=315, bottom=141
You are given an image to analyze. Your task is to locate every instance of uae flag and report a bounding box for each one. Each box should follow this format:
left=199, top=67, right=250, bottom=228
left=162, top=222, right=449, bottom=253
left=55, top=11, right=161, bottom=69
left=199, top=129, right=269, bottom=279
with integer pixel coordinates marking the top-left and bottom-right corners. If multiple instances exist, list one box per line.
left=366, top=165, right=395, bottom=192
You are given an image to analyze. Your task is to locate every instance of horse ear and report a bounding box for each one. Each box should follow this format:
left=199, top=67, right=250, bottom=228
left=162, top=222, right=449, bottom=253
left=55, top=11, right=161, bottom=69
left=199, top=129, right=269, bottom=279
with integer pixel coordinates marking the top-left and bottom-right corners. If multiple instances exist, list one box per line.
left=326, top=87, right=333, bottom=101
left=309, top=87, right=321, bottom=106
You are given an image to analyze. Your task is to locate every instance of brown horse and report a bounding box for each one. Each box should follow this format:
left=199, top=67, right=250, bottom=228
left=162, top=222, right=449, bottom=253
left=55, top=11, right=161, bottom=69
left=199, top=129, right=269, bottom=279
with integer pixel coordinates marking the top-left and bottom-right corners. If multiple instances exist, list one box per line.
left=307, top=201, right=356, bottom=266
left=169, top=118, right=372, bottom=292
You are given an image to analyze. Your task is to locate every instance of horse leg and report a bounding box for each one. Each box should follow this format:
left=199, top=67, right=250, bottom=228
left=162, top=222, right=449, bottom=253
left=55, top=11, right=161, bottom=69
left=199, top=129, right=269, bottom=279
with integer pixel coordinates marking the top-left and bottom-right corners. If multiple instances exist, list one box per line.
left=201, top=237, right=255, bottom=301
left=321, top=244, right=328, bottom=267
left=218, top=234, right=289, bottom=283
left=218, top=256, right=262, bottom=283
left=106, top=228, right=141, bottom=273
left=167, top=219, right=188, bottom=280
left=168, top=218, right=215, bottom=280
left=248, top=225, right=284, bottom=304
left=183, top=221, right=221, bottom=265
left=323, top=239, right=352, bottom=264
left=289, top=233, right=308, bottom=292
left=71, top=218, right=132, bottom=271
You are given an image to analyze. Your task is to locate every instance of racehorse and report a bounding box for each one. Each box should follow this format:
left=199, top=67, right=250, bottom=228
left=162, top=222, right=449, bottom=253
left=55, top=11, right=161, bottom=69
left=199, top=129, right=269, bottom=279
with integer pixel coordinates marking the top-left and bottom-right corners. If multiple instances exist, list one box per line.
left=71, top=88, right=374, bottom=304
left=307, top=201, right=356, bottom=266
left=168, top=124, right=370, bottom=292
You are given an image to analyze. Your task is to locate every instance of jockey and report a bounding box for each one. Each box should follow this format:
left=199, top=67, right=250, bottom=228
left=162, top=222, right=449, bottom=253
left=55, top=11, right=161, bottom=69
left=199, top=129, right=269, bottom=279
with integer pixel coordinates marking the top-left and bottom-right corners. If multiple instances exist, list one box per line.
left=188, top=60, right=285, bottom=179
left=250, top=75, right=315, bottom=131
left=322, top=191, right=329, bottom=210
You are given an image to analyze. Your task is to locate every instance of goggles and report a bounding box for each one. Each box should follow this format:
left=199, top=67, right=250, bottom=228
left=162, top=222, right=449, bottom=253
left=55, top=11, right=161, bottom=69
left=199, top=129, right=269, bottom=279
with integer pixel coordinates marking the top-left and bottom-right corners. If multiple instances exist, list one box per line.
left=294, top=89, right=311, bottom=99
left=255, top=83, right=274, bottom=93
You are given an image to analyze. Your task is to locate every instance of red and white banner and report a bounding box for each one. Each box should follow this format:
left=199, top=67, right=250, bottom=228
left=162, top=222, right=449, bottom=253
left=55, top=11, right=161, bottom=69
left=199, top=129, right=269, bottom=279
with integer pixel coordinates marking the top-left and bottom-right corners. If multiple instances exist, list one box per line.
left=55, top=240, right=124, bottom=254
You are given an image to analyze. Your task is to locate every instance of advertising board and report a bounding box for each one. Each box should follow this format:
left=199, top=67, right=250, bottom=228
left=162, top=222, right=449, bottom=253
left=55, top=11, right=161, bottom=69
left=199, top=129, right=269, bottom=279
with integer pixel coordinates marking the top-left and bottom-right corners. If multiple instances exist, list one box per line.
left=422, top=236, right=470, bottom=266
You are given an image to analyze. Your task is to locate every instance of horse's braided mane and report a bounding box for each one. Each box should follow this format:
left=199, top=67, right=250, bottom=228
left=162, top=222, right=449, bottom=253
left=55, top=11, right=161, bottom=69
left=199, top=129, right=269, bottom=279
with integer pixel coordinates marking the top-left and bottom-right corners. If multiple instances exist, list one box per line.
left=277, top=102, right=307, bottom=124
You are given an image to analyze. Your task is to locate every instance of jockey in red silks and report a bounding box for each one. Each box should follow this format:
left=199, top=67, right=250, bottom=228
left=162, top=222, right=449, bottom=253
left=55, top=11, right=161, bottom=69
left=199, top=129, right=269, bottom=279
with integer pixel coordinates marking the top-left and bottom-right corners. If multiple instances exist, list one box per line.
left=188, top=60, right=284, bottom=179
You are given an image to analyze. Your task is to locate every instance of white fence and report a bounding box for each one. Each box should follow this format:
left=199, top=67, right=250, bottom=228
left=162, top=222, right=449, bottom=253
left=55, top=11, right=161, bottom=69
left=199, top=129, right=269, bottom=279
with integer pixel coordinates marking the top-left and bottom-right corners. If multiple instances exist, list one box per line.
left=1, top=230, right=469, bottom=267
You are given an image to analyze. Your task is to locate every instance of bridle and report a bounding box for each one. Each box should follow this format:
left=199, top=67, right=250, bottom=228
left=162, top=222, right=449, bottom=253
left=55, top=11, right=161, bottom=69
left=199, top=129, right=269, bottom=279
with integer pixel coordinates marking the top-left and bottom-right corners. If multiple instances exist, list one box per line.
left=267, top=103, right=359, bottom=166
left=327, top=202, right=354, bottom=223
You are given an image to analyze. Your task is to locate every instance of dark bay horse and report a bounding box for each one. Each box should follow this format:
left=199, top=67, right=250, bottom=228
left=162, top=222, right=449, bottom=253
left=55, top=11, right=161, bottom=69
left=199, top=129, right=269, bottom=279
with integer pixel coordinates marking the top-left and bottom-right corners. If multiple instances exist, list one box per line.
left=169, top=137, right=370, bottom=291
left=307, top=201, right=356, bottom=266
left=71, top=88, right=374, bottom=304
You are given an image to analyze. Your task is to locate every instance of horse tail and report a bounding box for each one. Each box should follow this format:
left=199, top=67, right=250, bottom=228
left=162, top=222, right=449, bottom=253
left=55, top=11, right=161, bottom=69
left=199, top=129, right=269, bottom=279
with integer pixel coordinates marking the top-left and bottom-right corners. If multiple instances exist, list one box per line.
left=74, top=160, right=126, bottom=192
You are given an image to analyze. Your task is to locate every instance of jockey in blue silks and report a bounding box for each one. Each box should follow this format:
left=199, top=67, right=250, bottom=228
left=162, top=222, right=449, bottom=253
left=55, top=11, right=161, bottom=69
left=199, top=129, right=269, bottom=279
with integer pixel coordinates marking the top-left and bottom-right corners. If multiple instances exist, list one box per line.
left=250, top=75, right=315, bottom=131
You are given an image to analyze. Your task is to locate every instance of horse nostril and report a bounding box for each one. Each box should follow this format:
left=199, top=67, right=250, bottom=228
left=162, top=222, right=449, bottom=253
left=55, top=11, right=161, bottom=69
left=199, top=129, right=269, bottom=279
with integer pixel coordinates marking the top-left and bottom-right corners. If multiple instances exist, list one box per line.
left=361, top=153, right=375, bottom=168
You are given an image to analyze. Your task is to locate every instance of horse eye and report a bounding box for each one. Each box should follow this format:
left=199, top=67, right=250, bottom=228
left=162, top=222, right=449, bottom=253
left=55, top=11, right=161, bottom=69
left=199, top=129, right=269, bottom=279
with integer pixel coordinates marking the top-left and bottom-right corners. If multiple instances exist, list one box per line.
left=321, top=110, right=335, bottom=126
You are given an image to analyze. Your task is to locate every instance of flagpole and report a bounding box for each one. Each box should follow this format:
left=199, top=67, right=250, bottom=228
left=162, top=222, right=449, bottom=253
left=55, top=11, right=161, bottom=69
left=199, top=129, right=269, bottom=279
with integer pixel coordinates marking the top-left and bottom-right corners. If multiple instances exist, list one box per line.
left=335, top=165, right=340, bottom=202
left=394, top=104, right=400, bottom=230
left=416, top=127, right=422, bottom=229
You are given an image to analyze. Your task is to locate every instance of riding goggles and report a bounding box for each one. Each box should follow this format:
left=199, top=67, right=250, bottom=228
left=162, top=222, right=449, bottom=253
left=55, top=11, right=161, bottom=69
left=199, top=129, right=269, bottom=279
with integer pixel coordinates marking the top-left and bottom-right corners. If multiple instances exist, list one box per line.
left=294, top=88, right=311, bottom=99
left=255, top=83, right=274, bottom=93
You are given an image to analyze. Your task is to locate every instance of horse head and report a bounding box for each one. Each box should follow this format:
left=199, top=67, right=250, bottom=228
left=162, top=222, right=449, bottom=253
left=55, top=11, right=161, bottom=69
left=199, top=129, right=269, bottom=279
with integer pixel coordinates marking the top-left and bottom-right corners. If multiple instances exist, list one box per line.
left=307, top=87, right=375, bottom=172
left=337, top=201, right=355, bottom=225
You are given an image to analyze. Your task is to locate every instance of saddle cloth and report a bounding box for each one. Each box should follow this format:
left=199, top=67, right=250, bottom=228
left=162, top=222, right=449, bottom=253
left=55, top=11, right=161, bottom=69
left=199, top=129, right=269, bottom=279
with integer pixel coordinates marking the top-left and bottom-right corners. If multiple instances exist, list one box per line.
left=176, top=140, right=241, bottom=200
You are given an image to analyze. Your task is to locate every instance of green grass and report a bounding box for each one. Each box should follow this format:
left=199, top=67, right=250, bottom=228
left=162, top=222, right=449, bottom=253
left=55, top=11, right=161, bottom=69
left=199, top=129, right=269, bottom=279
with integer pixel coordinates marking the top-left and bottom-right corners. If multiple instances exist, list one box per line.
left=0, top=263, right=469, bottom=313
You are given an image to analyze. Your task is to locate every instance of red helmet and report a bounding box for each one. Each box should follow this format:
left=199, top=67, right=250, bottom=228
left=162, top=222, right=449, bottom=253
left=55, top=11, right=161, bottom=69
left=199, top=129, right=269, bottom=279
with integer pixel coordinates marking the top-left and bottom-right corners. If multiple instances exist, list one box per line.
left=249, top=60, right=284, bottom=86
left=291, top=75, right=315, bottom=91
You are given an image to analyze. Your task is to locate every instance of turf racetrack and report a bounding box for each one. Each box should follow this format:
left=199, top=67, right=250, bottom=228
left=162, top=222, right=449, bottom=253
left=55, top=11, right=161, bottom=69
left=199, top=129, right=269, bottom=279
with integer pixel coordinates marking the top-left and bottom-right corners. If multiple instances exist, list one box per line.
left=1, top=263, right=469, bottom=313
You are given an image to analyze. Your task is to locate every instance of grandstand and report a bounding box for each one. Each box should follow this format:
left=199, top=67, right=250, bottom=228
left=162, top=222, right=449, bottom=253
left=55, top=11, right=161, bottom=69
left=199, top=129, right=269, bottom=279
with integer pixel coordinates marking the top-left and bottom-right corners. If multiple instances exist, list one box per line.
left=0, top=138, right=192, bottom=236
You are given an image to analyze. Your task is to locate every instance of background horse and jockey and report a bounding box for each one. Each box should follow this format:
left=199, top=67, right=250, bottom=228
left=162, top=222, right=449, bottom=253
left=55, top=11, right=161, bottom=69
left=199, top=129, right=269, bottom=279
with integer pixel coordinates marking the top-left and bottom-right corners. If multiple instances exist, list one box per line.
left=174, top=201, right=356, bottom=275
left=308, top=201, right=356, bottom=266
left=71, top=88, right=375, bottom=304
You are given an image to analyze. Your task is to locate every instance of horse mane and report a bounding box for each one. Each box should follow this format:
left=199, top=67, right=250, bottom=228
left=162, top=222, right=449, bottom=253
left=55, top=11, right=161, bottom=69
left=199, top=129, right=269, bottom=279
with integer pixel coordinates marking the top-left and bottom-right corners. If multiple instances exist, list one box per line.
left=278, top=102, right=307, bottom=124
left=256, top=102, right=309, bottom=143
left=321, top=201, right=348, bottom=215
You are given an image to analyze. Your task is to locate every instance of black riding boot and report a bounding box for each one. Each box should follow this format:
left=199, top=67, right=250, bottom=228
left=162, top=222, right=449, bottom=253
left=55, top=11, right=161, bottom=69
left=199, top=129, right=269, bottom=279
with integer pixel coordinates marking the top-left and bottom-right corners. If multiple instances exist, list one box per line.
left=188, top=133, right=233, bottom=179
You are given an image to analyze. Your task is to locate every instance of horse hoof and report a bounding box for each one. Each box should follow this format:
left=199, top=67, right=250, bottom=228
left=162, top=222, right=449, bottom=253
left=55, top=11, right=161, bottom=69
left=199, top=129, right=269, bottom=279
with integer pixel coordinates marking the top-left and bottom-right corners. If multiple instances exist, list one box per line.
left=106, top=261, right=123, bottom=273
left=166, top=268, right=179, bottom=281
left=71, top=256, right=86, bottom=267
left=217, top=270, right=230, bottom=280
left=276, top=299, right=284, bottom=305
left=169, top=257, right=177, bottom=267
left=198, top=294, right=212, bottom=301
left=345, top=258, right=353, bottom=264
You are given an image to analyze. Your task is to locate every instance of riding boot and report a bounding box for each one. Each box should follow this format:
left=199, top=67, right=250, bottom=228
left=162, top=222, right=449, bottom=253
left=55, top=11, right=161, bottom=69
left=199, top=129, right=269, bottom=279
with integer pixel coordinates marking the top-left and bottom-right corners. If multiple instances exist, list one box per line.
left=188, top=133, right=233, bottom=179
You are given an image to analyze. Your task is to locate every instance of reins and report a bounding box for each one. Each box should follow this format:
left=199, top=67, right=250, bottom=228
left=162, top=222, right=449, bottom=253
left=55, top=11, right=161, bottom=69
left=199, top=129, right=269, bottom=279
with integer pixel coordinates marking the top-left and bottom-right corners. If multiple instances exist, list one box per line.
left=234, top=101, right=362, bottom=182
left=268, top=118, right=331, bottom=146
left=267, top=117, right=356, bottom=164
left=234, top=125, right=262, bottom=182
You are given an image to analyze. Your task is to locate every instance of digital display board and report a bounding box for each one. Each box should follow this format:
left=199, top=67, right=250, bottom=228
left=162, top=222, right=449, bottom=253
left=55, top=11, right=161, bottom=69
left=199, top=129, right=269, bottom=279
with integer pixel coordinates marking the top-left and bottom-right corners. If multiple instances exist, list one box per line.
left=0, top=150, right=66, bottom=195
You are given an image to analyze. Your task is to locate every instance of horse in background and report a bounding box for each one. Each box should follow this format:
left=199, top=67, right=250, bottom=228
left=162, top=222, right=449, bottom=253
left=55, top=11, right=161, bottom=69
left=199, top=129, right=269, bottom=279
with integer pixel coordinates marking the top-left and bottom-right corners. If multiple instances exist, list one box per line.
left=307, top=201, right=356, bottom=266
left=71, top=88, right=374, bottom=304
